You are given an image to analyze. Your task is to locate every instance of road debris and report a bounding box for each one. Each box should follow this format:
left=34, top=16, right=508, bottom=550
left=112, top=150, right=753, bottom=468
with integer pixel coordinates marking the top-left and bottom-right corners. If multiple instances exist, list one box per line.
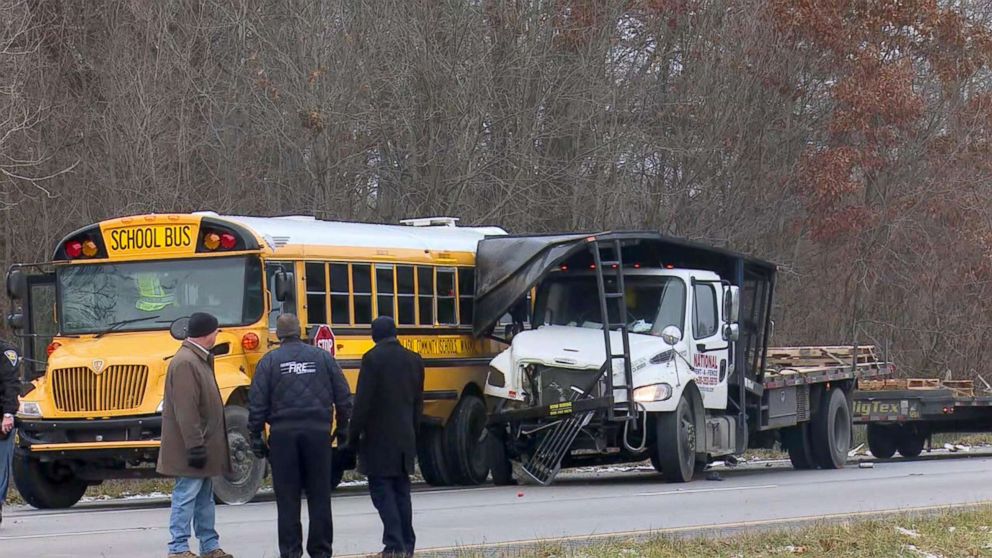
left=859, top=462, right=874, bottom=469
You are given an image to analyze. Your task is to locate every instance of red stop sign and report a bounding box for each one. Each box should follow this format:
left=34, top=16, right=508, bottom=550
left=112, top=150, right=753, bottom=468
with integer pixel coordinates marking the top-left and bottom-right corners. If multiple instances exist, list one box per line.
left=312, top=325, right=336, bottom=356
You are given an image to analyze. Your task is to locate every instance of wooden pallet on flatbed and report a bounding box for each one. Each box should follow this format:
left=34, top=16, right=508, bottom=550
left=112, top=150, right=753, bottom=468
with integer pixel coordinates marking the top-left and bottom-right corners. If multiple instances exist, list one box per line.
left=763, top=345, right=890, bottom=389
left=860, top=378, right=975, bottom=398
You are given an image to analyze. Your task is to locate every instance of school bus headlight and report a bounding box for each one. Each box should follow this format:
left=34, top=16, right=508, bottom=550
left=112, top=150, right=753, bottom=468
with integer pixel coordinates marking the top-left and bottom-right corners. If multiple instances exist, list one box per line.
left=18, top=401, right=42, bottom=418
left=156, top=399, right=165, bottom=413
left=633, top=383, right=673, bottom=403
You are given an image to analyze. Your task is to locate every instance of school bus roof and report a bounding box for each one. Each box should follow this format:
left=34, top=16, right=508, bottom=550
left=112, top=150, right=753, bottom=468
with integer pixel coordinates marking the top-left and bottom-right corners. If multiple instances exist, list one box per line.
left=211, top=214, right=507, bottom=253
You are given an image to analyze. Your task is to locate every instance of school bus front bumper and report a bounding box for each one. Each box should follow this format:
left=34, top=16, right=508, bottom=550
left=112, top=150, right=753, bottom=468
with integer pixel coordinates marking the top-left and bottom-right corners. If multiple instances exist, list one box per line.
left=16, top=415, right=163, bottom=456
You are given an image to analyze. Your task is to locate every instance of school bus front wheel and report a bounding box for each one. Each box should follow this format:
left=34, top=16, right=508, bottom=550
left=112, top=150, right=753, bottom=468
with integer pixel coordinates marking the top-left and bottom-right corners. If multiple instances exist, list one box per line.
left=12, top=454, right=88, bottom=509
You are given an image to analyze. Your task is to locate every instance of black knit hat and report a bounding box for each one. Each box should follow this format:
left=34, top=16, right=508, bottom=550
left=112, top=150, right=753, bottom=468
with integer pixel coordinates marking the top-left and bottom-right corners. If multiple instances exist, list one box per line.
left=371, top=316, right=397, bottom=342
left=187, top=312, right=219, bottom=338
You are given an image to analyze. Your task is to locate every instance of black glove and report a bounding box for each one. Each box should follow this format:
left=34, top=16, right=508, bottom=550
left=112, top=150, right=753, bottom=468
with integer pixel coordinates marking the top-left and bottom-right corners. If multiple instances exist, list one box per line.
left=251, top=434, right=269, bottom=459
left=187, top=445, right=207, bottom=469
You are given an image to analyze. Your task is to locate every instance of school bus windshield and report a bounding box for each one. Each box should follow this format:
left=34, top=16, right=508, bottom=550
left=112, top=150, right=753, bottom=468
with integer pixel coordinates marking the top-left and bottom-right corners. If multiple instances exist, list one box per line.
left=58, top=256, right=264, bottom=334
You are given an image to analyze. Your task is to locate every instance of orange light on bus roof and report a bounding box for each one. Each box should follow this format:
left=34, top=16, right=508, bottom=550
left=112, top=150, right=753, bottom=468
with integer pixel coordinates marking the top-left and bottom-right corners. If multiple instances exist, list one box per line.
left=82, top=240, right=99, bottom=257
left=204, top=232, right=221, bottom=250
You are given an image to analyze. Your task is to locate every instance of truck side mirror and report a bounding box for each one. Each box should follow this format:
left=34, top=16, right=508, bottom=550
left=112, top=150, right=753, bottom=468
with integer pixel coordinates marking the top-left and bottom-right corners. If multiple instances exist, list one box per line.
left=723, top=323, right=740, bottom=342
left=274, top=270, right=294, bottom=302
left=6, top=269, right=26, bottom=300
left=660, top=325, right=682, bottom=347
left=723, top=286, right=740, bottom=323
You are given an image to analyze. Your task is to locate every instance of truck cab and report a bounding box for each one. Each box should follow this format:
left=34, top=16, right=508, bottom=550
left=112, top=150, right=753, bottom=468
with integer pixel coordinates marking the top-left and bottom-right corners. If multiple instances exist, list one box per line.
left=486, top=267, right=736, bottom=415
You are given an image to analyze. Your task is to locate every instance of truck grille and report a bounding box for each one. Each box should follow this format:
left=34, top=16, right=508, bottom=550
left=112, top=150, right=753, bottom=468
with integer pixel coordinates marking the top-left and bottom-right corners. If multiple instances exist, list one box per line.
left=538, top=366, right=603, bottom=405
left=51, top=366, right=149, bottom=413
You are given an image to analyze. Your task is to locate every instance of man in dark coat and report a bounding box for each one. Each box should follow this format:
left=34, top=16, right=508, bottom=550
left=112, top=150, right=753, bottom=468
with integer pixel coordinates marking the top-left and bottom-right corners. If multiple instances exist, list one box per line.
left=248, top=314, right=352, bottom=558
left=0, top=339, right=20, bottom=527
left=348, top=316, right=424, bottom=557
left=157, top=312, right=233, bottom=558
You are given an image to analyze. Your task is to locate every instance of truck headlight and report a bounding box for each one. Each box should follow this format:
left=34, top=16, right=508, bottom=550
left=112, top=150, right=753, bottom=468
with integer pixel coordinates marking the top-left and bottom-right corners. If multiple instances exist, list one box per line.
left=633, top=383, right=673, bottom=403
left=17, top=401, right=42, bottom=418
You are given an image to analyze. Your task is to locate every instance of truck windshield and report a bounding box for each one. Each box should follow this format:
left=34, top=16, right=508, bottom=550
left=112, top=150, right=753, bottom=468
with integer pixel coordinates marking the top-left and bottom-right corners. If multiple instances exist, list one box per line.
left=58, top=256, right=264, bottom=334
left=536, top=274, right=686, bottom=336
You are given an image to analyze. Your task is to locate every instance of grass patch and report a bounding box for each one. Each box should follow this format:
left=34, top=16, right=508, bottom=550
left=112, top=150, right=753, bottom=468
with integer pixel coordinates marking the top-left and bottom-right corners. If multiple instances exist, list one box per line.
left=464, top=506, right=992, bottom=557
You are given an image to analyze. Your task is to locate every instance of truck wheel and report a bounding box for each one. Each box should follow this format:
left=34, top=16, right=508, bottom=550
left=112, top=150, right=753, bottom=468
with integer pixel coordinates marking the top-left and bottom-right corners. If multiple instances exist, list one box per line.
left=654, top=395, right=698, bottom=483
left=487, top=429, right=516, bottom=485
left=811, top=388, right=851, bottom=469
left=782, top=423, right=816, bottom=470
left=444, top=395, right=491, bottom=485
left=417, top=423, right=452, bottom=486
left=12, top=455, right=87, bottom=509
left=896, top=427, right=925, bottom=458
left=866, top=424, right=897, bottom=459
left=213, top=406, right=266, bottom=505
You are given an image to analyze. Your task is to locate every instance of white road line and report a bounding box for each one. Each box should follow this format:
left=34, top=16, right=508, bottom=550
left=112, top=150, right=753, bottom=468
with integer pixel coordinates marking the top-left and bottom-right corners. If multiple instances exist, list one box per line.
left=635, top=484, right=777, bottom=496
left=0, top=526, right=156, bottom=541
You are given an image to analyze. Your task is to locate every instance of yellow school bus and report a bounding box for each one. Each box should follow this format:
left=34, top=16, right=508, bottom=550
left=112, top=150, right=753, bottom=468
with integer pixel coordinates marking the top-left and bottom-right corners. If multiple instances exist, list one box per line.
left=5, top=213, right=505, bottom=508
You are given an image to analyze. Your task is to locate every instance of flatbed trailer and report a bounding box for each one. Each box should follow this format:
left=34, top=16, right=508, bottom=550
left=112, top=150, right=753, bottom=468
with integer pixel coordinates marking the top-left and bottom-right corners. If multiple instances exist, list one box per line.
left=853, top=378, right=992, bottom=459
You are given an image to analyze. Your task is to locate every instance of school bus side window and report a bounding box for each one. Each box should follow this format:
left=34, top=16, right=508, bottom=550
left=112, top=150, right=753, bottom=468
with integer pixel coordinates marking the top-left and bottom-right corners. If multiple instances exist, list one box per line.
left=375, top=264, right=395, bottom=319
left=329, top=263, right=350, bottom=325
left=417, top=266, right=434, bottom=325
left=305, top=262, right=327, bottom=325
left=458, top=267, right=474, bottom=325
left=397, top=266, right=416, bottom=325
left=352, top=264, right=372, bottom=324
left=437, top=268, right=457, bottom=325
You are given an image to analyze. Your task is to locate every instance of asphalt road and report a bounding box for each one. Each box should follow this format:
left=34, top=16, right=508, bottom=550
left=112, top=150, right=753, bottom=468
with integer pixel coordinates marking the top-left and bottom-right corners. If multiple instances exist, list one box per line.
left=4, top=454, right=992, bottom=557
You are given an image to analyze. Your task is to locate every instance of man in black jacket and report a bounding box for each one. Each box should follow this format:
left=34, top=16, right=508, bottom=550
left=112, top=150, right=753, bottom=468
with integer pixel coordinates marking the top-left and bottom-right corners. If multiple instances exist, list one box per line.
left=0, top=340, right=21, bottom=527
left=348, top=316, right=424, bottom=557
left=248, top=314, right=352, bottom=558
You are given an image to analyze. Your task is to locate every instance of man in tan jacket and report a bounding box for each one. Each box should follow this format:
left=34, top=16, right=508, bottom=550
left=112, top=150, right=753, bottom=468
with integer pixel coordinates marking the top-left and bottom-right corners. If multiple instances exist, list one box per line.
left=157, top=312, right=233, bottom=558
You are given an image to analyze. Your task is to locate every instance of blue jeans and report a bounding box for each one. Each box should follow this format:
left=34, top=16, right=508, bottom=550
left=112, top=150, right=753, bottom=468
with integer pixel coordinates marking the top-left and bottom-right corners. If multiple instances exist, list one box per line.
left=168, top=477, right=220, bottom=554
left=0, top=429, right=13, bottom=503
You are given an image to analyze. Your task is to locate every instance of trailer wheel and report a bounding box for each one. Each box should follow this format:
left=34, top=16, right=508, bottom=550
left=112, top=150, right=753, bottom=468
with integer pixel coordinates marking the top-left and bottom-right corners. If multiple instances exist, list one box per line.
left=866, top=424, right=897, bottom=459
left=781, top=423, right=816, bottom=470
left=896, top=427, right=925, bottom=458
left=654, top=395, right=697, bottom=483
left=417, top=423, right=452, bottom=487
left=811, top=388, right=851, bottom=469
left=444, top=395, right=491, bottom=485
left=213, top=406, right=266, bottom=505
left=12, top=455, right=88, bottom=509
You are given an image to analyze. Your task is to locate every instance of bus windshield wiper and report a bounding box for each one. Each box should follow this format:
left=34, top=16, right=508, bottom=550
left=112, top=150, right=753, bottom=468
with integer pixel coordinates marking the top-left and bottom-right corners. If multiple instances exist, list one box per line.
left=94, top=315, right=161, bottom=338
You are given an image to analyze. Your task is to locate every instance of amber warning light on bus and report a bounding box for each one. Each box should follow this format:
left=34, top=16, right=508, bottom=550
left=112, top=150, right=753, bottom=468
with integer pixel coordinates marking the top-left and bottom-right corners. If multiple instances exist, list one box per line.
left=57, top=232, right=107, bottom=260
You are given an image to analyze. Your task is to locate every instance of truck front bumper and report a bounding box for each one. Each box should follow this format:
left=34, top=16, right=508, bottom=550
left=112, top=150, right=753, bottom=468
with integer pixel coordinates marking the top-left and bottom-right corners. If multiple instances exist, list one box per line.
left=487, top=396, right=613, bottom=425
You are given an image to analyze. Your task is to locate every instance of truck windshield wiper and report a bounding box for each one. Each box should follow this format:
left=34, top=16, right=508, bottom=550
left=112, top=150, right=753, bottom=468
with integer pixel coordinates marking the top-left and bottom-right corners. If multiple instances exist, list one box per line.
left=94, top=315, right=161, bottom=338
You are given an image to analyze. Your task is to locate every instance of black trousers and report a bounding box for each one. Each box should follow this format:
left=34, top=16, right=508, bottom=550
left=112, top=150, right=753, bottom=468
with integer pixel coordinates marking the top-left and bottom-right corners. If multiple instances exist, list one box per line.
left=269, top=429, right=333, bottom=558
left=368, top=475, right=415, bottom=556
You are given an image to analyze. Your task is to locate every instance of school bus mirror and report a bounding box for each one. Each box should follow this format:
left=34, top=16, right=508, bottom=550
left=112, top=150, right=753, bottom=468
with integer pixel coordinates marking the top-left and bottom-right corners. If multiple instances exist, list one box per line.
left=169, top=317, right=190, bottom=341
left=6, top=311, right=24, bottom=330
left=5, top=268, right=26, bottom=300
left=274, top=270, right=294, bottom=303
left=211, top=342, right=231, bottom=357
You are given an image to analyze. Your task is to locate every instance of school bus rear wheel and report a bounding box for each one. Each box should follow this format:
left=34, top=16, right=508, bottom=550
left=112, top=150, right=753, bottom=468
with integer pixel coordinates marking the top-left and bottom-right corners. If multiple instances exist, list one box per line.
left=12, top=454, right=88, bottom=509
